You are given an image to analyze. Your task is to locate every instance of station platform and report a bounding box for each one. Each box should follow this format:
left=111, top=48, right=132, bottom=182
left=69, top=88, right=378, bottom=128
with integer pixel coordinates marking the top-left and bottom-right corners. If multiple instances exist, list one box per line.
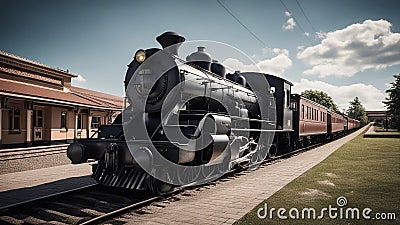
left=0, top=163, right=95, bottom=209
left=364, top=123, right=377, bottom=136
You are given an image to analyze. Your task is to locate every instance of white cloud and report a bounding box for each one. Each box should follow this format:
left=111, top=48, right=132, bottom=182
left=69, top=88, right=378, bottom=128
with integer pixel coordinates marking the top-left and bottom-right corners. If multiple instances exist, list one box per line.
left=293, top=78, right=386, bottom=110
left=282, top=11, right=296, bottom=31
left=73, top=74, right=86, bottom=83
left=298, top=19, right=400, bottom=77
left=283, top=18, right=296, bottom=31
left=223, top=48, right=292, bottom=75
left=316, top=31, right=327, bottom=39
left=304, top=32, right=310, bottom=37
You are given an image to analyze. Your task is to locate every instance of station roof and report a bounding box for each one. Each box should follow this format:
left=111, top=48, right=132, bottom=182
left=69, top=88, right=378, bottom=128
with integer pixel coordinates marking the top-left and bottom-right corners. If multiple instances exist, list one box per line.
left=0, top=77, right=123, bottom=110
left=0, top=50, right=77, bottom=79
left=366, top=110, right=390, bottom=117
left=0, top=50, right=123, bottom=110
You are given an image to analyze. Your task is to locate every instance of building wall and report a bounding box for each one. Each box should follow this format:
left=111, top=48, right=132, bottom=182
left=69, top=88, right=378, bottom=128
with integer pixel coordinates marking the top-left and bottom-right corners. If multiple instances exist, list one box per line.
left=1, top=99, right=27, bottom=147
left=50, top=107, right=72, bottom=143
left=0, top=99, right=120, bottom=148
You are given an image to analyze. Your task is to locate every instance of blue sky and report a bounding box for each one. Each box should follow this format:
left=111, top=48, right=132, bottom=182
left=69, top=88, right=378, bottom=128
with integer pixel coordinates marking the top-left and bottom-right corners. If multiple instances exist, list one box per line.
left=0, top=0, right=399, bottom=110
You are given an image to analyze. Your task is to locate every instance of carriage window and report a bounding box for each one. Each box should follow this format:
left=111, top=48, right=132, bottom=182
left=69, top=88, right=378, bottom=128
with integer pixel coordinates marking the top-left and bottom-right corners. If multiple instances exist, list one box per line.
left=314, top=109, right=316, bottom=120
left=306, top=107, right=309, bottom=119
left=306, top=107, right=308, bottom=119
left=316, top=110, right=319, bottom=121
left=311, top=108, right=313, bottom=120
left=301, top=104, right=304, bottom=119
left=313, top=109, right=315, bottom=120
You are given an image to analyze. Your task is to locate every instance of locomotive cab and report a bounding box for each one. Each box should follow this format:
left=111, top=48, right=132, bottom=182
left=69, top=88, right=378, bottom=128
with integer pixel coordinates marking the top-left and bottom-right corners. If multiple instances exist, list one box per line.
left=263, top=74, right=294, bottom=132
left=263, top=74, right=294, bottom=154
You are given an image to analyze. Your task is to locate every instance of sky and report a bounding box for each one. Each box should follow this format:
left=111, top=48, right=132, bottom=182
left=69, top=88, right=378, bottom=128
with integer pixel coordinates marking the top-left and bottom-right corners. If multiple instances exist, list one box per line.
left=0, top=0, right=399, bottom=111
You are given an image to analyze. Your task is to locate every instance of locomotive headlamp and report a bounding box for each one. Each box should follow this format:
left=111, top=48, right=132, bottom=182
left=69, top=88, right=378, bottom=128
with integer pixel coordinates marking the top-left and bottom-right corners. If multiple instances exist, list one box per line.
left=135, top=50, right=146, bottom=63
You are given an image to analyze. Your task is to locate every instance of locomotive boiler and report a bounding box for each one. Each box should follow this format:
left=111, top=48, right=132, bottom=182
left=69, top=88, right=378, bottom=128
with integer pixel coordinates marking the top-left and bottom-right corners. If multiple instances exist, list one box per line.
left=67, top=31, right=295, bottom=194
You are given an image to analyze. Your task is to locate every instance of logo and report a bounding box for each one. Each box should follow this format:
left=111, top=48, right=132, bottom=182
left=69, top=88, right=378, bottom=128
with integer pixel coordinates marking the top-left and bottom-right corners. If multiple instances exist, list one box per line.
left=257, top=196, right=396, bottom=221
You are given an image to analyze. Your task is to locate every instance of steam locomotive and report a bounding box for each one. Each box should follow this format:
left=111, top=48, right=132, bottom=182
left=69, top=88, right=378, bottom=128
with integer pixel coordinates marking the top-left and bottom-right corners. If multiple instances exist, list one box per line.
left=67, top=32, right=360, bottom=194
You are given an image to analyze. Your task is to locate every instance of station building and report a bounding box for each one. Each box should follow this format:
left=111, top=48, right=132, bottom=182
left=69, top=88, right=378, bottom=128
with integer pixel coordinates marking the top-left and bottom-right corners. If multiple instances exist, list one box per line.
left=0, top=50, right=123, bottom=149
left=366, top=110, right=392, bottom=127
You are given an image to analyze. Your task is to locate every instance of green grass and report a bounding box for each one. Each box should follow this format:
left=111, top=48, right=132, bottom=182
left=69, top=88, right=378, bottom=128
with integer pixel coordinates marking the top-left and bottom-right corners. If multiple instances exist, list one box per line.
left=235, top=133, right=400, bottom=225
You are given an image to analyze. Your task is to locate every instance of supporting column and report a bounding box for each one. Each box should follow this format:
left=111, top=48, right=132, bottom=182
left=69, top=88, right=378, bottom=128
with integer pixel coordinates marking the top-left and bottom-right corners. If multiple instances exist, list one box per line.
left=26, top=109, right=33, bottom=146
left=87, top=114, right=92, bottom=138
left=75, top=112, right=78, bottom=139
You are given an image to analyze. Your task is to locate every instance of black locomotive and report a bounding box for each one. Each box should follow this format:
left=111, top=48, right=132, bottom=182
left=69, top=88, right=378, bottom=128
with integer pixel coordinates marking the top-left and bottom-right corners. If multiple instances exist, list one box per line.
left=67, top=31, right=359, bottom=194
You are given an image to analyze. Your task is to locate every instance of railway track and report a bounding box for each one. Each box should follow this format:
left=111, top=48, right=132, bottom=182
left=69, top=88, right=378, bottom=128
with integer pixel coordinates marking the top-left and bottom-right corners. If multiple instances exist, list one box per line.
left=0, top=145, right=68, bottom=161
left=0, top=183, right=172, bottom=225
left=0, top=133, right=350, bottom=225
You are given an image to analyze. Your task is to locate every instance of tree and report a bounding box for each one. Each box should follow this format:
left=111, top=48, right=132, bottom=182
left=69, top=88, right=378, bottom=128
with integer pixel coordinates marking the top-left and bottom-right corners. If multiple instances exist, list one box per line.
left=383, top=74, right=400, bottom=131
left=347, top=97, right=368, bottom=126
left=301, top=90, right=339, bottom=112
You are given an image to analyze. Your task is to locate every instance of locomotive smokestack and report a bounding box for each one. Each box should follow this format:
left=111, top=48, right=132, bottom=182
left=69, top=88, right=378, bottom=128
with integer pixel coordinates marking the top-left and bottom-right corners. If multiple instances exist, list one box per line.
left=156, top=31, right=185, bottom=56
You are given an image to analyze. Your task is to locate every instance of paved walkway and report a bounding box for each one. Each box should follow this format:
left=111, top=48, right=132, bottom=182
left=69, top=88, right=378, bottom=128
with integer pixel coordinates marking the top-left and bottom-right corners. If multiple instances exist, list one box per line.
left=116, top=126, right=368, bottom=225
left=0, top=163, right=95, bottom=208
left=364, top=123, right=375, bottom=135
